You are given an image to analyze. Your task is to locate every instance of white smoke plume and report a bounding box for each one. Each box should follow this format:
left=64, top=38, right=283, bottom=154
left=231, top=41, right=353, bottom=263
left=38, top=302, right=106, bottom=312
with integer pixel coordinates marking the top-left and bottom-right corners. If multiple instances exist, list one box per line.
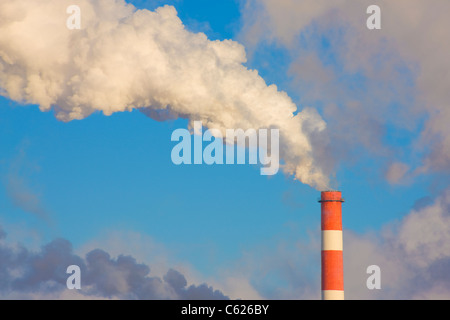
left=0, top=0, right=330, bottom=190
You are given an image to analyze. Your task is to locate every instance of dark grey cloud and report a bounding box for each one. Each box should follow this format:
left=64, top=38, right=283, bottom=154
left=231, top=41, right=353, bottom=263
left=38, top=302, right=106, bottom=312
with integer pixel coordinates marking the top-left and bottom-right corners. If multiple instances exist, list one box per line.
left=164, top=268, right=229, bottom=300
left=0, top=226, right=229, bottom=300
left=11, top=239, right=83, bottom=293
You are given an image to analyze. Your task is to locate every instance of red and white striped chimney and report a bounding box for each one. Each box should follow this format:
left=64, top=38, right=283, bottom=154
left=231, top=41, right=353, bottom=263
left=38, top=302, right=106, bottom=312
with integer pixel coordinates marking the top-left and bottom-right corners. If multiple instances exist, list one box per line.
left=319, top=191, right=344, bottom=300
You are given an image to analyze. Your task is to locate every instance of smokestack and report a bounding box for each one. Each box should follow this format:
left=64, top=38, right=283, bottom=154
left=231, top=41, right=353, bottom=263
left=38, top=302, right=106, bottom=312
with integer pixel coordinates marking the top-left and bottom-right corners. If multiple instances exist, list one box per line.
left=319, top=191, right=344, bottom=300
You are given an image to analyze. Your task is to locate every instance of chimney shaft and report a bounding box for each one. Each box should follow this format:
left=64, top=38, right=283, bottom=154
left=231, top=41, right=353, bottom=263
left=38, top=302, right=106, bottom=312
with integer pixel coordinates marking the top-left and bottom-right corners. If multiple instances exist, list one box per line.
left=319, top=191, right=344, bottom=300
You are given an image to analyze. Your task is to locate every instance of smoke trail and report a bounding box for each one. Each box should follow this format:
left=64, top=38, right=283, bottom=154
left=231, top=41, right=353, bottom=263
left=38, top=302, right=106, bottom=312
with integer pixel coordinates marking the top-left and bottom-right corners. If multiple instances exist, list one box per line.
left=0, top=0, right=330, bottom=189
left=241, top=0, right=450, bottom=181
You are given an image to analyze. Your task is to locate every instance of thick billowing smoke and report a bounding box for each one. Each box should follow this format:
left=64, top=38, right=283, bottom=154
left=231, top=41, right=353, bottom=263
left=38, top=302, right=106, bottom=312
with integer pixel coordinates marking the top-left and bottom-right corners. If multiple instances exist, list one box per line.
left=0, top=0, right=330, bottom=190
left=0, top=225, right=228, bottom=299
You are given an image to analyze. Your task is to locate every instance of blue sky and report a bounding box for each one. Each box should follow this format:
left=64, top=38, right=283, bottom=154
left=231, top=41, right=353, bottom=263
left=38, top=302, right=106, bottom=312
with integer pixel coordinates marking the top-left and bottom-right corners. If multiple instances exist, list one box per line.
left=1, top=0, right=450, bottom=300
